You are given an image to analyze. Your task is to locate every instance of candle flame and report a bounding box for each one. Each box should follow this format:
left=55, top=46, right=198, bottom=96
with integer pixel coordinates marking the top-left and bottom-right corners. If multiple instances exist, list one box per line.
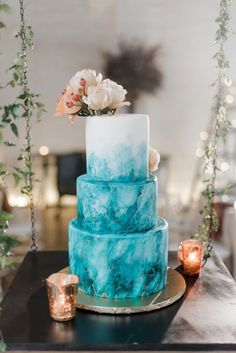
left=188, top=251, right=198, bottom=261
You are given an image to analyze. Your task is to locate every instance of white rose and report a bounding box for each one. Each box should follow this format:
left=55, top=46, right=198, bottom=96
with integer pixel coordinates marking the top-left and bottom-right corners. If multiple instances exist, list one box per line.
left=149, top=147, right=160, bottom=172
left=83, top=84, right=113, bottom=111
left=69, top=69, right=102, bottom=93
left=101, top=79, right=130, bottom=109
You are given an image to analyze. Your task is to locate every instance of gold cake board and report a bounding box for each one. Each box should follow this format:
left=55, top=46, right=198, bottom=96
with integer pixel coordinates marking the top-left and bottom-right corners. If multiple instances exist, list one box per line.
left=59, top=267, right=186, bottom=314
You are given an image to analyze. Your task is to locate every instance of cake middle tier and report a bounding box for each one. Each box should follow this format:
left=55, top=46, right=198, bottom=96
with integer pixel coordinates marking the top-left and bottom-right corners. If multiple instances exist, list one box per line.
left=77, top=174, right=157, bottom=233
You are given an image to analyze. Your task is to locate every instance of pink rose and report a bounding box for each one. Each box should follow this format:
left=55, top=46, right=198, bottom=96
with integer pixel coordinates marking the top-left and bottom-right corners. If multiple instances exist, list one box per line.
left=55, top=86, right=82, bottom=118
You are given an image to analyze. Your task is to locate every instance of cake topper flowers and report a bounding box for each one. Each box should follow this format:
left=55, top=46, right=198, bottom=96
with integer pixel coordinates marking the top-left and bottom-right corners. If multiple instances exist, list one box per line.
left=55, top=69, right=130, bottom=121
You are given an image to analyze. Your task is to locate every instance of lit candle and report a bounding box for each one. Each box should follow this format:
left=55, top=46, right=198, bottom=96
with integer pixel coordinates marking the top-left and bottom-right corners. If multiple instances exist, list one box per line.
left=178, top=239, right=203, bottom=276
left=46, top=273, right=79, bottom=321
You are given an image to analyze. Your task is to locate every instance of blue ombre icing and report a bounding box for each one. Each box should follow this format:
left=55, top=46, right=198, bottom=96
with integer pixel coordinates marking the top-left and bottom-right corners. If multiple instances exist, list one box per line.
left=87, top=143, right=148, bottom=181
left=77, top=174, right=157, bottom=233
left=68, top=114, right=169, bottom=299
left=69, top=217, right=168, bottom=299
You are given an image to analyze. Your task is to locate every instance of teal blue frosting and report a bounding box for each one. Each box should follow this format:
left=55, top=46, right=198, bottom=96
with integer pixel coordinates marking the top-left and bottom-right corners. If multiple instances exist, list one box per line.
left=69, top=217, right=168, bottom=299
left=77, top=174, right=157, bottom=233
left=87, top=143, right=148, bottom=181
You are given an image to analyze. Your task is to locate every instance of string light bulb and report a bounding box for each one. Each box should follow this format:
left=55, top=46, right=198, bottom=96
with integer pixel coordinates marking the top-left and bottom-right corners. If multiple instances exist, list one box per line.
left=226, top=94, right=234, bottom=104
left=39, top=146, right=49, bottom=156
left=224, top=77, right=232, bottom=87
left=220, top=161, right=229, bottom=172
left=200, top=131, right=209, bottom=141
left=196, top=147, right=204, bottom=158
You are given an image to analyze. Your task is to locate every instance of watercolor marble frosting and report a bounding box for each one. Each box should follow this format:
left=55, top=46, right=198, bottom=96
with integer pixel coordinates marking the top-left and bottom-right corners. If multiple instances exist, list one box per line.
left=69, top=218, right=168, bottom=298
left=77, top=174, right=157, bottom=233
left=68, top=114, right=168, bottom=299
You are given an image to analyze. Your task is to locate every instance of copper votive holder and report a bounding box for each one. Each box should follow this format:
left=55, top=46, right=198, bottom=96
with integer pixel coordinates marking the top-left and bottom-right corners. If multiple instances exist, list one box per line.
left=179, top=239, right=203, bottom=276
left=46, top=273, right=79, bottom=321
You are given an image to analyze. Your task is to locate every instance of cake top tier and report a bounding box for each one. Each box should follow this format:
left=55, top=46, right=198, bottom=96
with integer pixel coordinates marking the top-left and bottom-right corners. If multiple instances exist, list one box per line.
left=86, top=114, right=149, bottom=182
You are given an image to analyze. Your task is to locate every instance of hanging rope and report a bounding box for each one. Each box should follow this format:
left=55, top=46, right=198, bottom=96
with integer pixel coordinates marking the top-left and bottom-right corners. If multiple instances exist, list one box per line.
left=19, top=0, right=37, bottom=252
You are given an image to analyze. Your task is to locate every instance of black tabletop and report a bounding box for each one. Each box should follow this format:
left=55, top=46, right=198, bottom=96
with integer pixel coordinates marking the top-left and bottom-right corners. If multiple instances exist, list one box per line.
left=1, top=250, right=236, bottom=351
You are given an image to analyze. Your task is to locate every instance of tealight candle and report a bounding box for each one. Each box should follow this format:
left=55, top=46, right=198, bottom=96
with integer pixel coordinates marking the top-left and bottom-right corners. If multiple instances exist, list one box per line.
left=179, top=239, right=203, bottom=276
left=46, top=273, right=79, bottom=321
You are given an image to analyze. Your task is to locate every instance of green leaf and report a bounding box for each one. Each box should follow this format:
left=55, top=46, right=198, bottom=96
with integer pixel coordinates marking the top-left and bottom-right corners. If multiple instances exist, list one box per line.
left=0, top=339, right=7, bottom=352
left=17, top=93, right=27, bottom=100
left=0, top=130, right=3, bottom=144
left=0, top=162, right=6, bottom=175
left=0, top=211, right=13, bottom=222
left=10, top=123, right=18, bottom=137
left=9, top=80, right=15, bottom=87
left=12, top=104, right=20, bottom=118
left=35, top=102, right=45, bottom=108
left=0, top=21, right=6, bottom=29
left=4, top=141, right=16, bottom=147
left=21, top=111, right=29, bottom=118
left=15, top=166, right=32, bottom=176
left=0, top=256, right=6, bottom=269
left=13, top=173, right=21, bottom=187
left=13, top=72, right=19, bottom=82
left=0, top=3, right=12, bottom=13
left=17, top=154, right=23, bottom=161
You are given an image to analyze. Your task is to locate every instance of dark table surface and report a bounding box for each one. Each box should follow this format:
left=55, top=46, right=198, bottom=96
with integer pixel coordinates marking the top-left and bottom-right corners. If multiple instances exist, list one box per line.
left=1, top=250, right=236, bottom=351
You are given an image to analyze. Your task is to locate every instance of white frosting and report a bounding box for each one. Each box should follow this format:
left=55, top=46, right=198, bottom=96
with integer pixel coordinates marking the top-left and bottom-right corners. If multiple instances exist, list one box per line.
left=86, top=114, right=149, bottom=155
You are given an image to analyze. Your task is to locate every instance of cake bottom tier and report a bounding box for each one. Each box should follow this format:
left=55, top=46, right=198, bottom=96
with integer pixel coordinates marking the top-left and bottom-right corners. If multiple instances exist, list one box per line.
left=68, top=217, right=168, bottom=299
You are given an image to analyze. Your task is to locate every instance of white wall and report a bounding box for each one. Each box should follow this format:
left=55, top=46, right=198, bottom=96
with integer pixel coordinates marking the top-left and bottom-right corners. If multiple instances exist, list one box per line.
left=1, top=0, right=236, bottom=201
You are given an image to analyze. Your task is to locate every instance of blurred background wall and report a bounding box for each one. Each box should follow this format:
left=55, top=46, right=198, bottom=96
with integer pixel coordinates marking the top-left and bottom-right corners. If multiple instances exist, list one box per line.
left=2, top=0, right=236, bottom=203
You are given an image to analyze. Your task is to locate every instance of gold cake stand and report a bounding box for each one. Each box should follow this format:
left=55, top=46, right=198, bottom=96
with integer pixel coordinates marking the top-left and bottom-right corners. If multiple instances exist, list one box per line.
left=59, top=267, right=186, bottom=315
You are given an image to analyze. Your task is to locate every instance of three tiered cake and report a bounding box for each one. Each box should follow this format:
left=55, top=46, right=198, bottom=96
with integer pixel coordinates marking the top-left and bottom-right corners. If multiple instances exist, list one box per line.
left=68, top=114, right=168, bottom=299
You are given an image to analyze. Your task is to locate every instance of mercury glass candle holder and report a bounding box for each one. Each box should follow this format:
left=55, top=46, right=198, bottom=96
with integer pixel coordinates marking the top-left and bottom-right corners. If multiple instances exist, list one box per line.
left=179, top=239, right=203, bottom=276
left=46, top=273, right=79, bottom=321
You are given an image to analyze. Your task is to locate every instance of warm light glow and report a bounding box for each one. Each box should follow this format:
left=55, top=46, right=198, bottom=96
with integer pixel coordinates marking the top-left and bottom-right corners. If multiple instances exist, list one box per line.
left=180, top=239, right=203, bottom=276
left=46, top=273, right=78, bottom=321
left=220, top=161, right=229, bottom=172
left=196, top=147, right=204, bottom=158
left=224, top=77, right=232, bottom=87
left=9, top=194, right=28, bottom=207
left=226, top=94, right=234, bottom=104
left=39, top=146, right=49, bottom=156
left=188, top=251, right=198, bottom=262
left=45, top=189, right=59, bottom=206
left=200, top=131, right=209, bottom=141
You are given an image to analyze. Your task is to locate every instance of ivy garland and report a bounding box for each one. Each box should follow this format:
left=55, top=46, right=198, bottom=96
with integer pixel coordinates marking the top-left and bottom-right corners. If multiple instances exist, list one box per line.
left=0, top=1, right=44, bottom=350
left=0, top=2, right=19, bottom=275
left=195, top=0, right=232, bottom=261
left=0, top=5, right=45, bottom=267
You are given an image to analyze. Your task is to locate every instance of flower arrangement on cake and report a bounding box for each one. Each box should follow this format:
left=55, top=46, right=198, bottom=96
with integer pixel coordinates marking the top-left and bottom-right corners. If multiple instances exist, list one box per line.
left=56, top=69, right=160, bottom=173
left=56, top=69, right=131, bottom=121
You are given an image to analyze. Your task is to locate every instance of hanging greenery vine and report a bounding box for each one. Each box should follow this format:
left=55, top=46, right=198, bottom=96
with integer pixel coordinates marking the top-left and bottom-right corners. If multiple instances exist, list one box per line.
left=0, top=4, right=13, bottom=352
left=0, top=0, right=44, bottom=349
left=195, top=0, right=232, bottom=261
left=0, top=0, right=45, bottom=263
left=0, top=2, right=19, bottom=274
